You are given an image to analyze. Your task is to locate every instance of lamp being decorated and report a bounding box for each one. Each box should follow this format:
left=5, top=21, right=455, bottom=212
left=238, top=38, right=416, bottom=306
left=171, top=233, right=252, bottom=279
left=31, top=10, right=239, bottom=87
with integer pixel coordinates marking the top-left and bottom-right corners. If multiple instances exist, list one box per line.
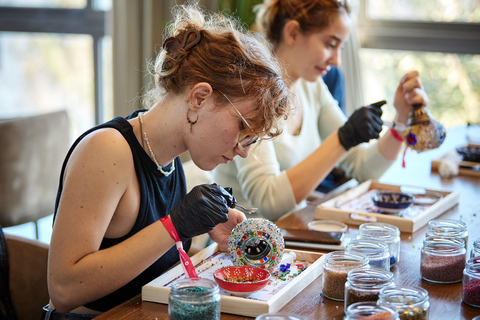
left=227, top=218, right=284, bottom=271
left=403, top=104, right=446, bottom=153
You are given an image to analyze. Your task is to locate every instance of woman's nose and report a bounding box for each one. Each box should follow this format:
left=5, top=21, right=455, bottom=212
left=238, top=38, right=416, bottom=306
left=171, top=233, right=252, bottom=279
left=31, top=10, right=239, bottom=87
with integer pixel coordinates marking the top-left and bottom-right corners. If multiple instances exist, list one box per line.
left=235, top=146, right=250, bottom=158
left=328, top=50, right=341, bottom=67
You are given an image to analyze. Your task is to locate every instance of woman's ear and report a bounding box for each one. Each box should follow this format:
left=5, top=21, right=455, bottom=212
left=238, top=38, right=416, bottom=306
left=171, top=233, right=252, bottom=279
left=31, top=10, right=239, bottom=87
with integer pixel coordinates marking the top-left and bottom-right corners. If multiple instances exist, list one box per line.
left=282, top=20, right=301, bottom=46
left=188, top=83, right=213, bottom=109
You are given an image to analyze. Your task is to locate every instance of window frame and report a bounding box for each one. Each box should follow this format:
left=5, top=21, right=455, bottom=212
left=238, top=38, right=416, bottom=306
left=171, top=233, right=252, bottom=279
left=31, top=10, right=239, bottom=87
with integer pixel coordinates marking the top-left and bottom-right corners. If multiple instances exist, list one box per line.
left=357, top=0, right=480, bottom=55
left=0, top=0, right=106, bottom=124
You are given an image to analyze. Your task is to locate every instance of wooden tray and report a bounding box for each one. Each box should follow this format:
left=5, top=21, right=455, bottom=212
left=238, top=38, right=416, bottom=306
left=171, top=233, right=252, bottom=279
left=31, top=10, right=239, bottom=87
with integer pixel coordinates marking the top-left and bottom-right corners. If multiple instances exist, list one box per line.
left=431, top=145, right=480, bottom=178
left=314, top=180, right=459, bottom=233
left=142, top=243, right=325, bottom=317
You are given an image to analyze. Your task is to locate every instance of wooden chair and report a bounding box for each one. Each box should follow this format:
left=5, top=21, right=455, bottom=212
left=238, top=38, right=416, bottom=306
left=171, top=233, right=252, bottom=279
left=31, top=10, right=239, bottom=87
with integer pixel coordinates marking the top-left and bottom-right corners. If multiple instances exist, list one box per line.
left=0, top=226, right=49, bottom=320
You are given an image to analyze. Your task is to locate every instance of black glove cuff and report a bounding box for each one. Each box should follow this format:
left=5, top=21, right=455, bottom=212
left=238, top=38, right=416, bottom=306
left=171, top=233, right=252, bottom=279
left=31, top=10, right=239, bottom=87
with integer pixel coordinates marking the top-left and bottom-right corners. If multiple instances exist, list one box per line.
left=338, top=125, right=354, bottom=150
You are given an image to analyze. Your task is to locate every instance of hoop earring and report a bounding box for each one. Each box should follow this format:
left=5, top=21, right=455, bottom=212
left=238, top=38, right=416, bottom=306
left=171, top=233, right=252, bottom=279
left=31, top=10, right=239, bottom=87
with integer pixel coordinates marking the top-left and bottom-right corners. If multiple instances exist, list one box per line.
left=187, top=110, right=199, bottom=132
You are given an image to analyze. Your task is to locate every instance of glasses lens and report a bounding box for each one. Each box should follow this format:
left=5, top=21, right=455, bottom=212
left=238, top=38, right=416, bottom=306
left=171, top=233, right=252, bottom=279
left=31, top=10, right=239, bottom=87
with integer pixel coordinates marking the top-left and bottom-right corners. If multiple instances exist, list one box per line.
left=239, top=135, right=259, bottom=149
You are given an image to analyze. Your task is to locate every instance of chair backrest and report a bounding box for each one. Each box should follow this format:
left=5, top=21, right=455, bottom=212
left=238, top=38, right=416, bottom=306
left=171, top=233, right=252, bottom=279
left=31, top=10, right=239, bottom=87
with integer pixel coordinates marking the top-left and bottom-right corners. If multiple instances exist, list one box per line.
left=0, top=227, right=17, bottom=320
left=1, top=229, right=49, bottom=320
left=0, top=110, right=69, bottom=226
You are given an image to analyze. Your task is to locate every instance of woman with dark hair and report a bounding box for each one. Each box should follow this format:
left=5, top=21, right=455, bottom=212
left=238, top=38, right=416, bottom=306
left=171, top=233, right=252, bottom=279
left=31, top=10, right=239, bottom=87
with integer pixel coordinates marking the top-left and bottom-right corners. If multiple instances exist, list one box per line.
left=213, top=0, right=430, bottom=220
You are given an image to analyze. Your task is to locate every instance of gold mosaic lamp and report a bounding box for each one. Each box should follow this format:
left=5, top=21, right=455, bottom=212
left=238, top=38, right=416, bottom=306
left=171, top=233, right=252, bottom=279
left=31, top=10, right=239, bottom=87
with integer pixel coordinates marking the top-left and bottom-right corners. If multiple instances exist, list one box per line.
left=403, top=104, right=446, bottom=153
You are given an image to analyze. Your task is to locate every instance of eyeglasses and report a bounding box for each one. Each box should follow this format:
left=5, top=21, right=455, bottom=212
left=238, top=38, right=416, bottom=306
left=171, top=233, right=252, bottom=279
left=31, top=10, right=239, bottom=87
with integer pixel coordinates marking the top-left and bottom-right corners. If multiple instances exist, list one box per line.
left=213, top=87, right=260, bottom=150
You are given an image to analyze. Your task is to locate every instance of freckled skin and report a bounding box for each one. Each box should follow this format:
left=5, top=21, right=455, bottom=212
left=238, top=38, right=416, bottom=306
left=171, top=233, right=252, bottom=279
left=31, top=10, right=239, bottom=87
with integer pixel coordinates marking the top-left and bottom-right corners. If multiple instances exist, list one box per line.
left=48, top=84, right=248, bottom=314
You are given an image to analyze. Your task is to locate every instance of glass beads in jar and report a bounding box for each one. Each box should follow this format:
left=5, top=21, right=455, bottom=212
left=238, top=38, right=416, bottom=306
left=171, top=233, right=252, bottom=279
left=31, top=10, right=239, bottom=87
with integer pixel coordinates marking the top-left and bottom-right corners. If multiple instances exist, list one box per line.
left=345, top=267, right=395, bottom=308
left=426, top=219, right=468, bottom=250
left=344, top=302, right=399, bottom=320
left=322, top=251, right=369, bottom=301
left=358, top=222, right=400, bottom=267
left=168, top=278, right=220, bottom=320
left=471, top=238, right=480, bottom=258
left=462, top=257, right=480, bottom=308
left=378, top=286, right=430, bottom=320
left=421, top=236, right=466, bottom=283
left=345, top=239, right=391, bottom=271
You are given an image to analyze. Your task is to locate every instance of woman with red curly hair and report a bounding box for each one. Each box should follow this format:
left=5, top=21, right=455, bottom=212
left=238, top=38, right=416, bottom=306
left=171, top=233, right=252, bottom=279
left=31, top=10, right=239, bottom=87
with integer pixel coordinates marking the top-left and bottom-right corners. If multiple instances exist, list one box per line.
left=45, top=2, right=290, bottom=318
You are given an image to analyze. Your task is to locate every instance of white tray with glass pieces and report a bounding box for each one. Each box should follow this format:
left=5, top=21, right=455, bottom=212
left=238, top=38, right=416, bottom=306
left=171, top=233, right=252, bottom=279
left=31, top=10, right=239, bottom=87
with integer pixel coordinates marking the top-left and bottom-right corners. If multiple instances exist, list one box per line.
left=142, top=243, right=325, bottom=317
left=314, top=179, right=459, bottom=233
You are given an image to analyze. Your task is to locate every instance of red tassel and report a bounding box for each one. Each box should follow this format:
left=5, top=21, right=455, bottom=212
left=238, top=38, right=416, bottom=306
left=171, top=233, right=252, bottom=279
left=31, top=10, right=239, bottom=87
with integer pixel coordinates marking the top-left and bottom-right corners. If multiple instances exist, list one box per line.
left=402, top=147, right=408, bottom=168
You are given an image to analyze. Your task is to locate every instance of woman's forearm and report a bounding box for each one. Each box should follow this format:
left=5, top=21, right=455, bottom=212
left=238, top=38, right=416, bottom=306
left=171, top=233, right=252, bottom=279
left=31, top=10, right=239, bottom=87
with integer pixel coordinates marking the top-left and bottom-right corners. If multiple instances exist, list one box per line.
left=286, top=132, right=346, bottom=204
left=48, top=221, right=175, bottom=313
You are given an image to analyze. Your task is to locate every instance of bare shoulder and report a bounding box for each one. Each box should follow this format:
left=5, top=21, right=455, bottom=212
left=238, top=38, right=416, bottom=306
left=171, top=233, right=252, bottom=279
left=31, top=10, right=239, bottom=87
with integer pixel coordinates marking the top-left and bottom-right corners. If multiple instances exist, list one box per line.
left=64, top=128, right=134, bottom=190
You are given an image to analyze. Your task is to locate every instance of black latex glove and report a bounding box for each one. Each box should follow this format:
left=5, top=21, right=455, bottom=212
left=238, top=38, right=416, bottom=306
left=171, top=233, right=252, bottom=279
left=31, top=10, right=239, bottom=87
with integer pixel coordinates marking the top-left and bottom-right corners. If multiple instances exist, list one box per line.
left=338, top=102, right=384, bottom=150
left=169, top=183, right=236, bottom=242
left=224, top=187, right=237, bottom=208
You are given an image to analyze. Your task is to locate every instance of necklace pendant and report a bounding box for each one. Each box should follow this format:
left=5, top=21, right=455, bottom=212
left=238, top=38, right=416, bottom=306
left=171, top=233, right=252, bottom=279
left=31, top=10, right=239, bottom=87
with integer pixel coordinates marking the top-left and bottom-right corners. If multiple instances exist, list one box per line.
left=159, top=164, right=175, bottom=177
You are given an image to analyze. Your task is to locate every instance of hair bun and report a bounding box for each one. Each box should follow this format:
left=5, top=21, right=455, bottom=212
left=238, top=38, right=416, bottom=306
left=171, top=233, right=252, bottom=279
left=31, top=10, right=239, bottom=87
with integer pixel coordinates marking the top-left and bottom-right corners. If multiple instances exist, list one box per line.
left=163, top=28, right=202, bottom=52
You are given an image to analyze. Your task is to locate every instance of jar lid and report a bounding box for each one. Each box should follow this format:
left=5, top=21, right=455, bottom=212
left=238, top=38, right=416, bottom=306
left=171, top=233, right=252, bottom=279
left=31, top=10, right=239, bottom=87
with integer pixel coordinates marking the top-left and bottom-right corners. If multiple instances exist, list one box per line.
left=308, top=220, right=348, bottom=233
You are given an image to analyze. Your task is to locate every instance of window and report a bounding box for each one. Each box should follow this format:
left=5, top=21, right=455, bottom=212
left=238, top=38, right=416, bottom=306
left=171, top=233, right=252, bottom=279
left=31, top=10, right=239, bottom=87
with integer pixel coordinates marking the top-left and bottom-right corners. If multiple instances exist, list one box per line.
left=357, top=0, right=480, bottom=128
left=0, top=0, right=111, bottom=242
left=0, top=0, right=87, bottom=9
left=0, top=0, right=112, bottom=138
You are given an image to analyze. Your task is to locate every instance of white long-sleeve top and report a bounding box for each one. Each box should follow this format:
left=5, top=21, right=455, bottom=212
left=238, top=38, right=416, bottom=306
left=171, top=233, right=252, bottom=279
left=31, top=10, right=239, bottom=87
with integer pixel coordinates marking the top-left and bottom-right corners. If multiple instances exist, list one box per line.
left=212, top=78, right=395, bottom=221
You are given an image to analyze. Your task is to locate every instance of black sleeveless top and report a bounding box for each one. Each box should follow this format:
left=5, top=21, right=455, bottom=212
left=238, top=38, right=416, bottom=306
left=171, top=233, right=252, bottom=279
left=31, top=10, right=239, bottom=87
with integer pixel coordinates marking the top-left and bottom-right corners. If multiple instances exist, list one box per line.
left=54, top=110, right=189, bottom=312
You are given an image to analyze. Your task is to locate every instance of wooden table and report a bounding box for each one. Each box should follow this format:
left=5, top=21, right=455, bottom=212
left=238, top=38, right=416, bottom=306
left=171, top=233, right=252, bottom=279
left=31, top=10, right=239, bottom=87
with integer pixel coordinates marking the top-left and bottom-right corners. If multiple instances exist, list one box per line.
left=96, top=126, right=480, bottom=320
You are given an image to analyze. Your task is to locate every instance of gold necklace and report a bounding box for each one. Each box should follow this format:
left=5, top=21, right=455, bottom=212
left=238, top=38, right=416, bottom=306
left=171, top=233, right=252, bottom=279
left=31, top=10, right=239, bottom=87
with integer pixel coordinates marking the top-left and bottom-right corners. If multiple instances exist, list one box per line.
left=138, top=112, right=175, bottom=177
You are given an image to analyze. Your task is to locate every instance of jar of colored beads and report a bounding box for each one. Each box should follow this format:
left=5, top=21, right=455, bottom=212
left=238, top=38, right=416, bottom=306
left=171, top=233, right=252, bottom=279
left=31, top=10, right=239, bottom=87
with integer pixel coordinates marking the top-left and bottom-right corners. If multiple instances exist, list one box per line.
left=462, top=257, right=480, bottom=308
left=426, top=219, right=468, bottom=250
left=345, top=268, right=395, bottom=308
left=344, top=301, right=399, bottom=320
left=421, top=236, right=466, bottom=283
left=471, top=238, right=480, bottom=258
left=322, top=251, right=369, bottom=301
left=345, top=239, right=391, bottom=271
left=378, top=286, right=430, bottom=320
left=358, top=223, right=400, bottom=267
left=168, top=278, right=220, bottom=320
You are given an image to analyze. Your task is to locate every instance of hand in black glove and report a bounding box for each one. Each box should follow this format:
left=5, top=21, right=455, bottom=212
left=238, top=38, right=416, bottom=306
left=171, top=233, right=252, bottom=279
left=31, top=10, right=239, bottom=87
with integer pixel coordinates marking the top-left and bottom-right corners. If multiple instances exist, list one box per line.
left=169, top=183, right=236, bottom=242
left=338, top=102, right=384, bottom=150
left=224, top=187, right=237, bottom=208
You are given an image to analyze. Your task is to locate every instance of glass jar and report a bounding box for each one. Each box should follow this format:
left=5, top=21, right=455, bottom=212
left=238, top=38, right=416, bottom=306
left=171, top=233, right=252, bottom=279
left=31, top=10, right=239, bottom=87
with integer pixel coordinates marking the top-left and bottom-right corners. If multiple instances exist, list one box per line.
left=358, top=222, right=400, bottom=267
left=345, top=239, right=391, bottom=271
left=345, top=268, right=395, bottom=308
left=168, top=278, right=220, bottom=320
left=378, top=286, right=430, bottom=320
left=462, top=257, right=480, bottom=308
left=471, top=238, right=480, bottom=258
left=344, top=302, right=399, bottom=320
left=426, top=219, right=468, bottom=250
left=421, top=236, right=466, bottom=283
left=322, top=251, right=369, bottom=301
left=255, top=314, right=307, bottom=320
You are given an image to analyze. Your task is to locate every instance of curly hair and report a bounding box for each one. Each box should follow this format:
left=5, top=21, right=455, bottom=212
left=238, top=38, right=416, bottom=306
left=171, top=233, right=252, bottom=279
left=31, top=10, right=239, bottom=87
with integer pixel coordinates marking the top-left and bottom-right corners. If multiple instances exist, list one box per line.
left=254, top=0, right=351, bottom=48
left=143, top=1, right=291, bottom=140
